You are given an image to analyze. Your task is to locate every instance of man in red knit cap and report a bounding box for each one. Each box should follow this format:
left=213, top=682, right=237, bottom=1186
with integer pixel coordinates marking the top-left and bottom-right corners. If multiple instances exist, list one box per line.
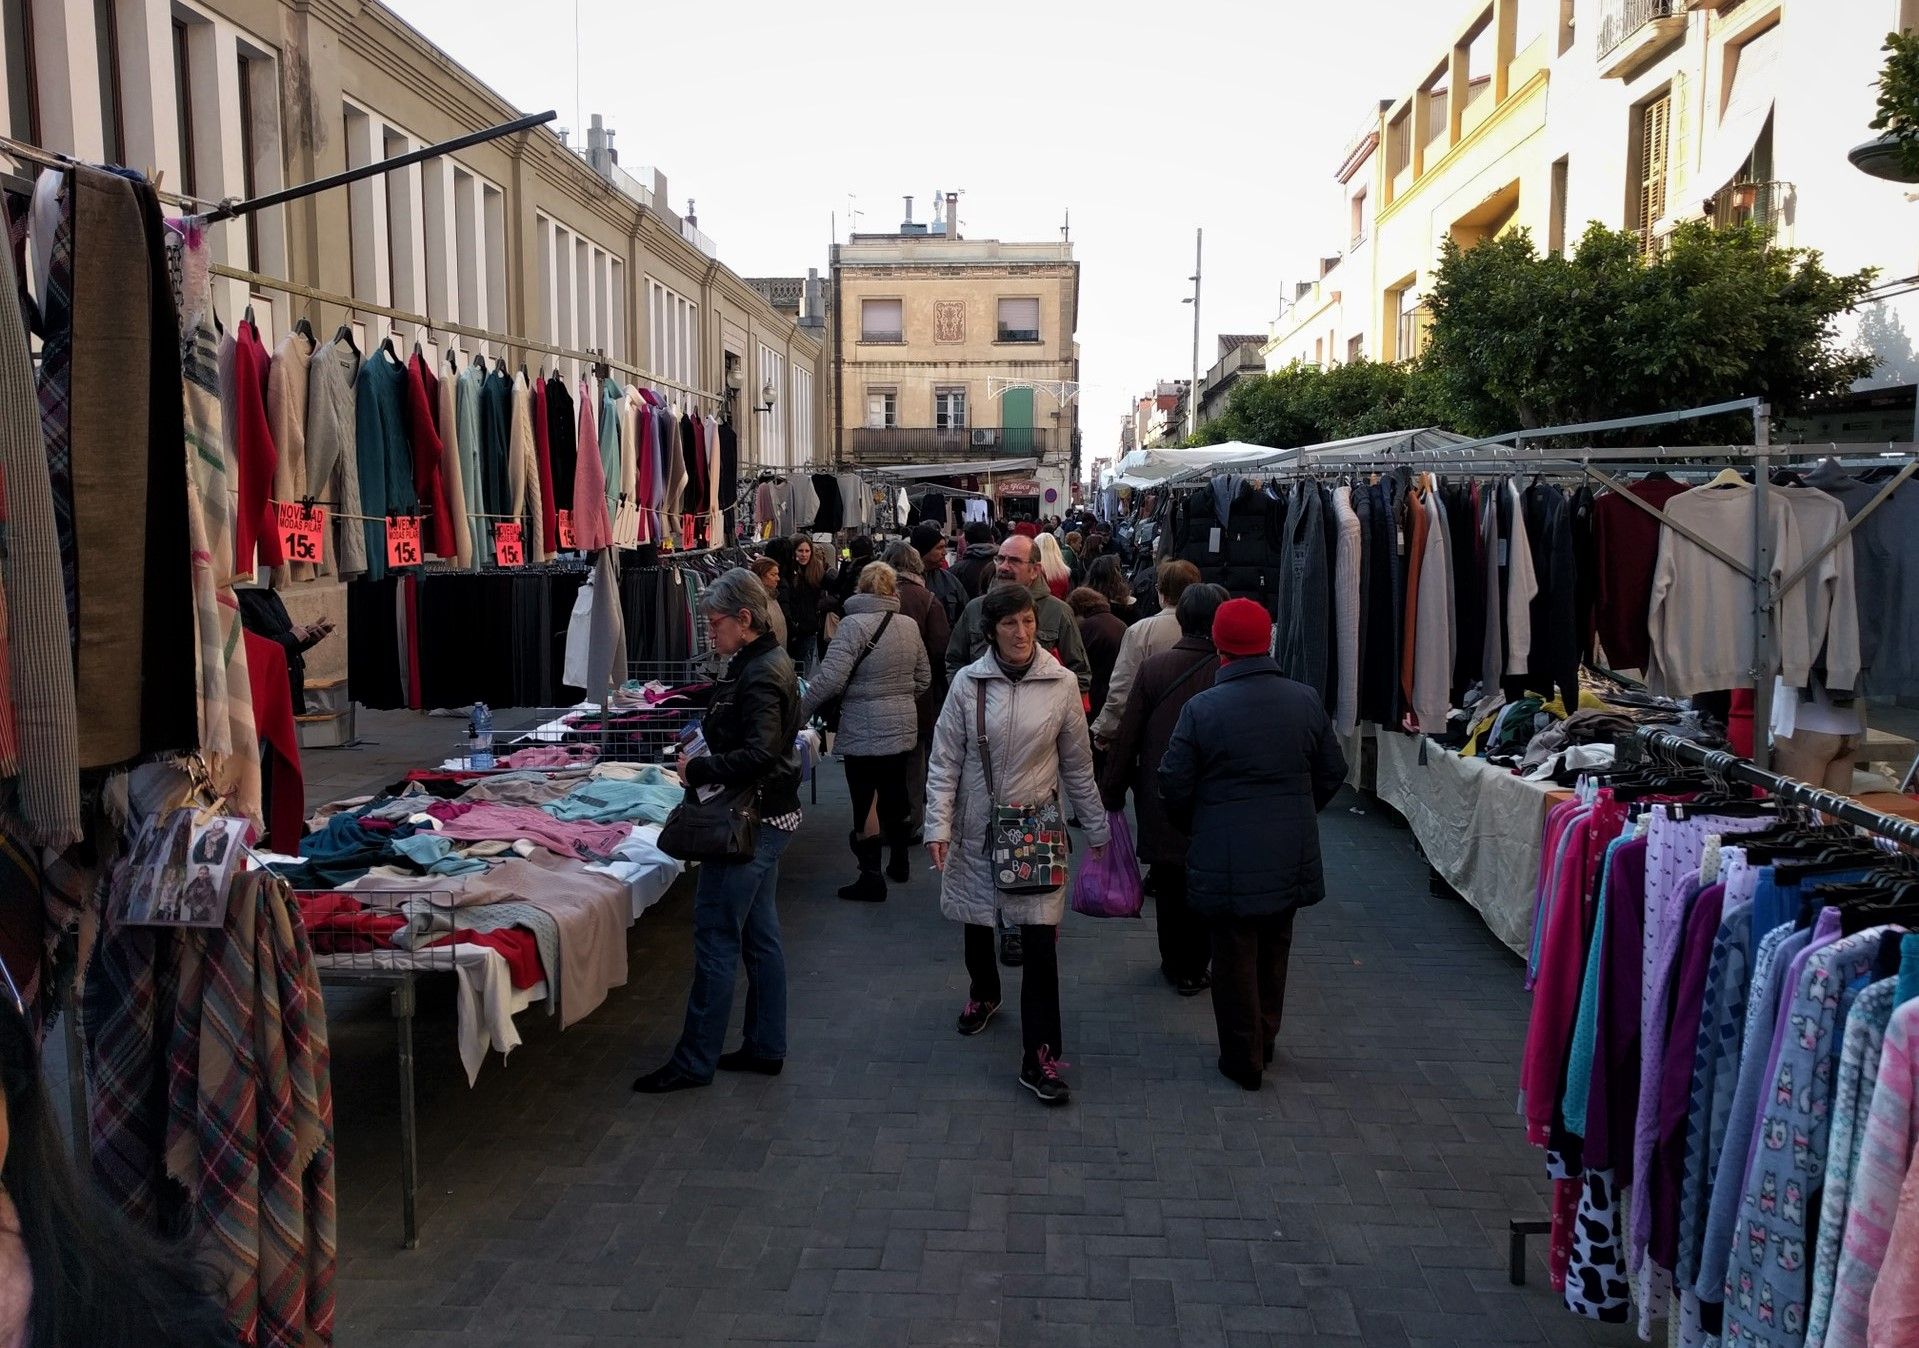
left=1156, top=598, right=1347, bottom=1090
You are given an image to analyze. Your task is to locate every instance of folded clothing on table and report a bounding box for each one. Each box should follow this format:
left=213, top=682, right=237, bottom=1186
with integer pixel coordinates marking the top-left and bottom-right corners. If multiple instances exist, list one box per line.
left=295, top=893, right=544, bottom=990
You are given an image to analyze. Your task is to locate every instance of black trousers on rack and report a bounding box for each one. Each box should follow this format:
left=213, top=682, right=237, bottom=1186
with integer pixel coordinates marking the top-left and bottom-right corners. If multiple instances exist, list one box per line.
left=963, top=922, right=1062, bottom=1070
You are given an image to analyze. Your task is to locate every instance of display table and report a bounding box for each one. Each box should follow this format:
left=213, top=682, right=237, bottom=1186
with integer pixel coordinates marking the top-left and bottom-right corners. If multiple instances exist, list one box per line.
left=1373, top=732, right=1557, bottom=956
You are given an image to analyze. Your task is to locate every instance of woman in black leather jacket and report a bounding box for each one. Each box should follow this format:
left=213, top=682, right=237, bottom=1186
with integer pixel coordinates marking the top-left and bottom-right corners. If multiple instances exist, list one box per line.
left=634, top=568, right=804, bottom=1093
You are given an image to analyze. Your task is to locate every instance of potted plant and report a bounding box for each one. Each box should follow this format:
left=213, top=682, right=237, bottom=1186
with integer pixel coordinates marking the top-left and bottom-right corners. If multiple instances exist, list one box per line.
left=1852, top=30, right=1919, bottom=183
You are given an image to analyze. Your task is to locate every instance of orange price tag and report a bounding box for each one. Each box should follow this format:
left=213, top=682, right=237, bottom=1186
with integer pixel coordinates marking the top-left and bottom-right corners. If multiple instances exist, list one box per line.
left=556, top=508, right=576, bottom=549
left=386, top=515, right=422, bottom=569
left=276, top=501, right=327, bottom=565
left=493, top=520, right=525, bottom=568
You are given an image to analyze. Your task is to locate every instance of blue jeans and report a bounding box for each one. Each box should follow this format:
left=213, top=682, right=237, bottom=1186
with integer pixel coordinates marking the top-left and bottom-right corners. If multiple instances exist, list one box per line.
left=669, top=824, right=793, bottom=1078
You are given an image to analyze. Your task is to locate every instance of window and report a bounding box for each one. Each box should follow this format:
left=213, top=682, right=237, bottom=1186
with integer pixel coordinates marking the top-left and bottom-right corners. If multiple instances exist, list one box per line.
left=1386, top=108, right=1411, bottom=179
left=934, top=387, right=967, bottom=430
left=171, top=18, right=194, bottom=195
left=1390, top=282, right=1429, bottom=362
left=535, top=214, right=623, bottom=375
left=996, top=296, right=1041, bottom=343
left=861, top=297, right=902, bottom=343
left=237, top=51, right=262, bottom=268
left=1558, top=0, right=1576, bottom=55
left=758, top=343, right=787, bottom=464
left=95, top=0, right=124, bottom=164
left=1313, top=337, right=1324, bottom=366
left=792, top=365, right=814, bottom=461
left=865, top=387, right=897, bottom=429
left=3, top=0, right=34, bottom=143
left=1347, top=334, right=1364, bottom=362
left=1549, top=155, right=1569, bottom=255
left=1631, top=90, right=1673, bottom=251
left=645, top=275, right=700, bottom=389
left=1349, top=188, right=1368, bottom=247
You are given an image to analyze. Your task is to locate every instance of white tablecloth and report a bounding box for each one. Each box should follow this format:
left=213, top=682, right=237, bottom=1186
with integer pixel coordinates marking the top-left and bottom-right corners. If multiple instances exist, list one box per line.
left=1373, top=732, right=1555, bottom=956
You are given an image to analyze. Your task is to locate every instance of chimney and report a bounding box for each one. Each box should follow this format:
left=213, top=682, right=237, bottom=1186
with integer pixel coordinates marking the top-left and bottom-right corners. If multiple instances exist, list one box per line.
left=901, top=195, right=914, bottom=230
left=945, top=191, right=958, bottom=240
left=687, top=198, right=698, bottom=228
left=585, top=113, right=611, bottom=176
left=802, top=267, right=824, bottom=327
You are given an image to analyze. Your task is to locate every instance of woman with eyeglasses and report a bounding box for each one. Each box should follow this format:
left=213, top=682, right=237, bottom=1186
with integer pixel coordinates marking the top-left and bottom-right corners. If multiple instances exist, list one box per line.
left=634, top=568, right=804, bottom=1094
left=0, top=961, right=238, bottom=1345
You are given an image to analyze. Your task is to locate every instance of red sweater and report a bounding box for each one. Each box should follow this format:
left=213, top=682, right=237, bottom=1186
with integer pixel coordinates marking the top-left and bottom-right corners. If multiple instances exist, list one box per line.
left=232, top=321, right=283, bottom=571
left=405, top=352, right=457, bottom=558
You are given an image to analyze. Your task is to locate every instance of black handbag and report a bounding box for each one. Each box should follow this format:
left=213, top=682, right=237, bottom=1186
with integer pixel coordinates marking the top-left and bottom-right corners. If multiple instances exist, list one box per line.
left=658, top=783, right=760, bottom=862
left=816, top=611, right=895, bottom=733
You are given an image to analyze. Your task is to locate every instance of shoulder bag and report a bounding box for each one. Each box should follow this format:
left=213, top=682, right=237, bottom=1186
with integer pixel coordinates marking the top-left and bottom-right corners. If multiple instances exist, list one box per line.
left=657, top=781, right=759, bottom=863
left=816, top=611, right=895, bottom=733
left=975, top=682, right=1069, bottom=895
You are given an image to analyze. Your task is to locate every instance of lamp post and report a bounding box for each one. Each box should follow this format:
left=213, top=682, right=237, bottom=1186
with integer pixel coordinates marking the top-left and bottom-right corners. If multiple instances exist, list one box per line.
left=1181, top=228, right=1202, bottom=441
left=1849, top=134, right=1919, bottom=442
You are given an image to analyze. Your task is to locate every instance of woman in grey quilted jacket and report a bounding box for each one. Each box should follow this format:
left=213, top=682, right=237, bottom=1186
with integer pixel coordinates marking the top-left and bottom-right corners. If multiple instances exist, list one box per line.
left=801, top=562, right=931, bottom=901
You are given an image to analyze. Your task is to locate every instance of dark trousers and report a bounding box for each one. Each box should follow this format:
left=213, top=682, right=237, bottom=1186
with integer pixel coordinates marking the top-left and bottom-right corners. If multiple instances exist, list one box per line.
left=1208, top=909, right=1297, bottom=1077
left=844, top=751, right=912, bottom=844
left=964, top=922, right=1062, bottom=1069
left=904, top=739, right=930, bottom=836
left=1151, top=864, right=1210, bottom=982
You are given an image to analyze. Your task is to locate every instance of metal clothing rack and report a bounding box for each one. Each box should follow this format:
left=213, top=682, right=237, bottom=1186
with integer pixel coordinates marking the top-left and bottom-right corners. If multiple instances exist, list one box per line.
left=1160, top=398, right=1919, bottom=770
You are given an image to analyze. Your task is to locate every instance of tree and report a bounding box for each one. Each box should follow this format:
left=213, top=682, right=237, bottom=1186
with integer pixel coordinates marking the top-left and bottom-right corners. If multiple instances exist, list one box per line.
left=1188, top=358, right=1446, bottom=449
left=1870, top=30, right=1919, bottom=178
left=1419, top=222, right=1877, bottom=438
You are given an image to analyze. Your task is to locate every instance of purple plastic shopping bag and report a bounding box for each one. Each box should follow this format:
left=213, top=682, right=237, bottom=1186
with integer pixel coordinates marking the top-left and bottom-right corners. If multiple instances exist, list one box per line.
left=1070, top=810, right=1144, bottom=919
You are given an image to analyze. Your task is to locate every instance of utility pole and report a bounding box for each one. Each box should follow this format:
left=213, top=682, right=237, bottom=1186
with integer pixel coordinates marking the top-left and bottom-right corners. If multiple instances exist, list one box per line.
left=1183, top=227, right=1202, bottom=440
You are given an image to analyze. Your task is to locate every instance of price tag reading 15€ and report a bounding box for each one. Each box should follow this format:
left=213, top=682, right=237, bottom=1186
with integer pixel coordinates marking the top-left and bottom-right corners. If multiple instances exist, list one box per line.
left=493, top=520, right=525, bottom=568
left=276, top=501, right=327, bottom=565
left=386, top=515, right=422, bottom=569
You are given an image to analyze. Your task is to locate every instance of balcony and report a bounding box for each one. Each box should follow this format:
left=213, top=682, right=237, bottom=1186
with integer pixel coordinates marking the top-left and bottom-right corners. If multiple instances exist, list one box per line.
left=848, top=426, right=1054, bottom=465
left=1709, top=180, right=1791, bottom=242
left=1598, top=0, right=1687, bottom=79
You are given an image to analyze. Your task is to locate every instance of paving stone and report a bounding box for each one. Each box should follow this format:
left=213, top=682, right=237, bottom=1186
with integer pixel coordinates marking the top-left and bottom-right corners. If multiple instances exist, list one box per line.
left=313, top=722, right=1635, bottom=1346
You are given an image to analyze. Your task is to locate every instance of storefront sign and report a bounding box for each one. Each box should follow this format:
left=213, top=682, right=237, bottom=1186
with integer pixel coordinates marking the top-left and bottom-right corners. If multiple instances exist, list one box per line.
left=556, top=509, right=576, bottom=549
left=995, top=479, right=1041, bottom=496
left=493, top=520, right=525, bottom=568
left=386, top=515, right=422, bottom=569
left=276, top=501, right=327, bottom=565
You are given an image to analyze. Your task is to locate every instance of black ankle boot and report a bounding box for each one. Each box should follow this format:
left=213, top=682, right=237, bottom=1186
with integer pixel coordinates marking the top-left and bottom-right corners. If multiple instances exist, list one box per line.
left=886, top=841, right=912, bottom=883
left=838, top=833, right=887, bottom=902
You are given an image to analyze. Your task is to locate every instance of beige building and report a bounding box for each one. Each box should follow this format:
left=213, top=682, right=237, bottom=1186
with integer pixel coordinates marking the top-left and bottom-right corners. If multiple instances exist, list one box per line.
left=832, top=195, right=1081, bottom=518
left=0, top=0, right=827, bottom=469
left=1266, top=0, right=1919, bottom=427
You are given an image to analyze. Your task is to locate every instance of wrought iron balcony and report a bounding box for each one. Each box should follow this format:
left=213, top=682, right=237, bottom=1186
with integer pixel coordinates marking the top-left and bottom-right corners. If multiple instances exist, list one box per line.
left=847, top=426, right=1053, bottom=464
left=1598, top=0, right=1687, bottom=78
left=1709, top=180, right=1791, bottom=241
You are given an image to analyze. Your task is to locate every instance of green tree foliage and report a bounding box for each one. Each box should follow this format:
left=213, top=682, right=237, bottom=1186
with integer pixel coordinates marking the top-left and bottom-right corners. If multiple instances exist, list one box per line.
left=1419, top=222, right=1877, bottom=438
left=1870, top=30, right=1919, bottom=178
left=1187, top=358, right=1445, bottom=449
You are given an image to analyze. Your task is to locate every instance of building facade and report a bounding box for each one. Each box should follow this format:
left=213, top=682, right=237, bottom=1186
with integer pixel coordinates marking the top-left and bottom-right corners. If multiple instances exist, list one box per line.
left=0, top=0, right=827, bottom=469
left=832, top=195, right=1081, bottom=515
left=1196, top=334, right=1267, bottom=426
left=1264, top=0, right=1919, bottom=423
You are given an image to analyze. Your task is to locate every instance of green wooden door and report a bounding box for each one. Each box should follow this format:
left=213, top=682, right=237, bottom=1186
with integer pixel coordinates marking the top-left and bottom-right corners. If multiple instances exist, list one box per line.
left=1001, top=388, right=1034, bottom=455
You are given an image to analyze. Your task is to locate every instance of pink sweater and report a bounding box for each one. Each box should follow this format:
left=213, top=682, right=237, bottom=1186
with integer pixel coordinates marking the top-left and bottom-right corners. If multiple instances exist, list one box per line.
left=423, top=800, right=630, bottom=861
left=1863, top=1002, right=1919, bottom=1346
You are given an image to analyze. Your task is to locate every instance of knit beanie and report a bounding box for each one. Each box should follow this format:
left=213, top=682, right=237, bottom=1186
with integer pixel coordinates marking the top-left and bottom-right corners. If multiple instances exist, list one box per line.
left=1212, top=598, right=1272, bottom=658
left=909, top=523, right=944, bottom=557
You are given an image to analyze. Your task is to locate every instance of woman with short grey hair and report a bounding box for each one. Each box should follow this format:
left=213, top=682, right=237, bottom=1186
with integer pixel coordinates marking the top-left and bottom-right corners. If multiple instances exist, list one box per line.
left=634, top=567, right=805, bottom=1093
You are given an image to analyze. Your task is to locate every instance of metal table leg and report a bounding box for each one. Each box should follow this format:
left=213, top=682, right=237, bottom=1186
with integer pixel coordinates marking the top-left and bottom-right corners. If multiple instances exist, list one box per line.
left=1509, top=1217, right=1552, bottom=1285
left=391, top=974, right=420, bottom=1250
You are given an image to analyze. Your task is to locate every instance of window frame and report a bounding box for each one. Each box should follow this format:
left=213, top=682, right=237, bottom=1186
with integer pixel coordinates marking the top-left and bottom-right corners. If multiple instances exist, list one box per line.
left=860, top=296, right=904, bottom=344
left=934, top=386, right=967, bottom=430
left=866, top=386, right=898, bottom=430
left=995, top=295, right=1042, bottom=344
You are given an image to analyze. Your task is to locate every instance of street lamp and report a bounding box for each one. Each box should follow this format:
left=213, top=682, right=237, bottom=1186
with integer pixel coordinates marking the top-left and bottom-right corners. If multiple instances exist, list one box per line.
left=1181, top=228, right=1202, bottom=440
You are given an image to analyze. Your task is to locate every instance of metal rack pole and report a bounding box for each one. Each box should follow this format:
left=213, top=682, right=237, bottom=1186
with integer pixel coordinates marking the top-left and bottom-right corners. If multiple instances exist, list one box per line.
left=1751, top=403, right=1776, bottom=771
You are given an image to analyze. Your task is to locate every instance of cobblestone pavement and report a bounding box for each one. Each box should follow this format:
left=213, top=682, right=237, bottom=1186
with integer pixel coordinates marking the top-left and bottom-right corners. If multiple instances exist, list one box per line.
left=328, top=712, right=1635, bottom=1347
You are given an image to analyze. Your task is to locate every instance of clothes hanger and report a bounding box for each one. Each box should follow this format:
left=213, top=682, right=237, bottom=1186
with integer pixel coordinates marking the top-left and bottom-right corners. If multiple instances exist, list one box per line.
left=331, top=322, right=358, bottom=354
left=293, top=311, right=315, bottom=342
left=1706, top=467, right=1747, bottom=488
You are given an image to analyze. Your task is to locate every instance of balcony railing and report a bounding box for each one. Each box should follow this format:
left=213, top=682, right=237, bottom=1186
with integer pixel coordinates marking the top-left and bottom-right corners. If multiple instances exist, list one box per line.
left=859, top=330, right=905, bottom=344
left=1710, top=180, right=1791, bottom=241
left=1598, top=0, right=1686, bottom=73
left=996, top=327, right=1042, bottom=343
left=848, top=426, right=1053, bottom=464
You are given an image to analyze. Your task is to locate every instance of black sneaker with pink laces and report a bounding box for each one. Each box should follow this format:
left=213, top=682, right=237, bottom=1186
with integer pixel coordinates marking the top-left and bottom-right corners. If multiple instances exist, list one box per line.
left=1018, top=1048, right=1070, bottom=1105
left=956, top=999, right=1000, bottom=1036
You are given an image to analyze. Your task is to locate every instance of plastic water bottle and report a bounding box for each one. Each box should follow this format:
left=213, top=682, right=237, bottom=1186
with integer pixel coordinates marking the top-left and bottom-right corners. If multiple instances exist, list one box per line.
left=470, top=702, right=495, bottom=769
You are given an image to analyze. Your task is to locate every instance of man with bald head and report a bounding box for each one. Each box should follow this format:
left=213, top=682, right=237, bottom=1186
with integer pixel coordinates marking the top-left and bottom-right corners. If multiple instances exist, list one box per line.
left=943, top=533, right=1091, bottom=690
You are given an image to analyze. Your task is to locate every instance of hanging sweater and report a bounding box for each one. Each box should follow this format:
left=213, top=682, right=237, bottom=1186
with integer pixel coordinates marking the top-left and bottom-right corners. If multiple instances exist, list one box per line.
left=572, top=377, right=611, bottom=550
left=478, top=367, right=513, bottom=522
left=454, top=361, right=485, bottom=556
left=353, top=349, right=413, bottom=580
left=266, top=331, right=313, bottom=586
left=1330, top=485, right=1361, bottom=738
left=1646, top=483, right=1801, bottom=697
left=404, top=350, right=456, bottom=560
left=1772, top=483, right=1862, bottom=698
left=531, top=376, right=558, bottom=561
left=435, top=354, right=474, bottom=570
left=304, top=337, right=364, bottom=578
left=545, top=374, right=576, bottom=517
left=231, top=319, right=284, bottom=576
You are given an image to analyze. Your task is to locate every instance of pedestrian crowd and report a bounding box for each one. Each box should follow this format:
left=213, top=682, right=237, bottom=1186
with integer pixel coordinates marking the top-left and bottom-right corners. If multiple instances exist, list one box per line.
left=635, top=510, right=1347, bottom=1107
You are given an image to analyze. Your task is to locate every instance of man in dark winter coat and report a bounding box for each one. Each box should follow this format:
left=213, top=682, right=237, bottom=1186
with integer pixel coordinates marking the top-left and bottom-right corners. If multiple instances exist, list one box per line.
left=950, top=521, right=999, bottom=598
left=1098, top=583, right=1227, bottom=997
left=1157, top=598, right=1346, bottom=1092
left=911, top=522, right=969, bottom=627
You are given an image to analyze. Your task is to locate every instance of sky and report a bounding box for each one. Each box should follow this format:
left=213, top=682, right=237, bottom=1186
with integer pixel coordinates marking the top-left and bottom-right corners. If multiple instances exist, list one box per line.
left=387, top=0, right=1471, bottom=459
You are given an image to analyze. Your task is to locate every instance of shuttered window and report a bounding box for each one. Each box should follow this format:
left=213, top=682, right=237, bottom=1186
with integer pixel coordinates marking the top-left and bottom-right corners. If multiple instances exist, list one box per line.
left=996, top=297, right=1041, bottom=342
left=1634, top=91, right=1672, bottom=252
left=861, top=298, right=903, bottom=342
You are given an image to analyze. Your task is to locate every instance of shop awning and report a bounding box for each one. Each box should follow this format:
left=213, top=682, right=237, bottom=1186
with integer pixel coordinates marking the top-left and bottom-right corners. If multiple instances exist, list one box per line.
left=1693, top=24, right=1780, bottom=200
left=869, top=458, right=1039, bottom=480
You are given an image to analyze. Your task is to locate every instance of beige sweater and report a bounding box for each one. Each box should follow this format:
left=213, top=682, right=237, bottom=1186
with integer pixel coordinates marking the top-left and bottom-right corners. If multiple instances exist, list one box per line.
left=1647, top=484, right=1800, bottom=696
left=265, top=333, right=312, bottom=586
left=1090, top=609, right=1180, bottom=742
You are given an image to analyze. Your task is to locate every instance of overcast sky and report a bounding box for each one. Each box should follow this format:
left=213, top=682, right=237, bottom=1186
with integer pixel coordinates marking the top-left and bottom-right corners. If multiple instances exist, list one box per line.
left=387, top=0, right=1468, bottom=458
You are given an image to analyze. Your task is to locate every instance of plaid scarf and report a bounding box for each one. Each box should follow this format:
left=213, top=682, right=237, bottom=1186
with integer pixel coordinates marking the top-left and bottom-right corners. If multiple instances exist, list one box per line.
left=30, top=174, right=74, bottom=641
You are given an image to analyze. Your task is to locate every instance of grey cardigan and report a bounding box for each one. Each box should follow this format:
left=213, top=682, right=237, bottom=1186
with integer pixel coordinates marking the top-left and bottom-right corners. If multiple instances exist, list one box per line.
left=802, top=593, right=930, bottom=756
